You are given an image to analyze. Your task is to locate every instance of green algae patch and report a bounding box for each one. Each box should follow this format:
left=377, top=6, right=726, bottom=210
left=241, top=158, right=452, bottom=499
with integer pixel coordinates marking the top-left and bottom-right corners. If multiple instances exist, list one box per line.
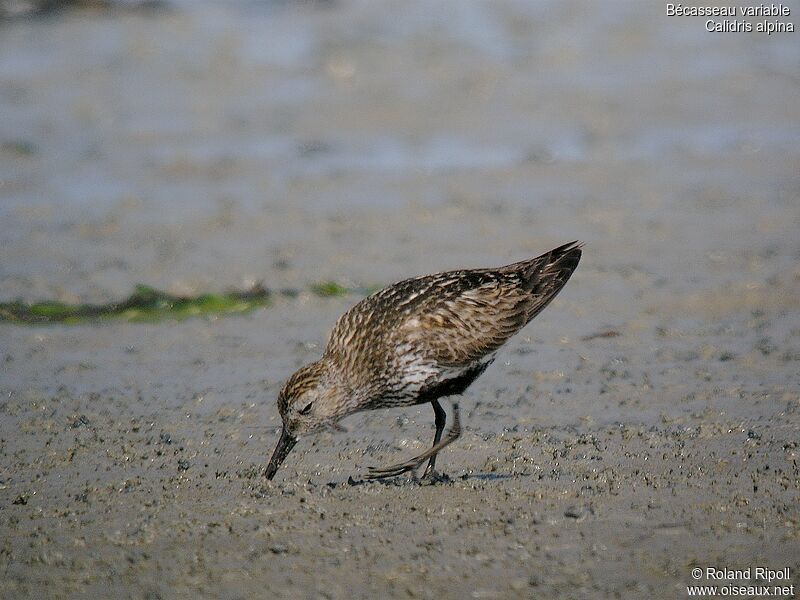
left=310, top=281, right=350, bottom=297
left=0, top=284, right=271, bottom=324
left=0, top=281, right=384, bottom=325
left=309, top=282, right=382, bottom=298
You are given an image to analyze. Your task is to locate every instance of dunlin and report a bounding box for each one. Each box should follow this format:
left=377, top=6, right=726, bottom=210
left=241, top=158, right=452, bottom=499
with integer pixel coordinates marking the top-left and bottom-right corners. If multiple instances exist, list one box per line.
left=265, top=241, right=582, bottom=481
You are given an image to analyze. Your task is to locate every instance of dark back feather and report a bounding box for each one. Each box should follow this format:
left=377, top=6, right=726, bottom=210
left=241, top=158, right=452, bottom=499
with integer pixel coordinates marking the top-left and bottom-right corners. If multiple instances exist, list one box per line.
left=324, top=242, right=582, bottom=381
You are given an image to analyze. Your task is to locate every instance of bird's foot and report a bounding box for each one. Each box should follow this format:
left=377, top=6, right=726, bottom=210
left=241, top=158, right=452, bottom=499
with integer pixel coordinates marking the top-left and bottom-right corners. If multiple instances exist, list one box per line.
left=365, top=457, right=426, bottom=480
left=421, top=464, right=454, bottom=484
left=367, top=403, right=461, bottom=481
left=422, top=467, right=449, bottom=482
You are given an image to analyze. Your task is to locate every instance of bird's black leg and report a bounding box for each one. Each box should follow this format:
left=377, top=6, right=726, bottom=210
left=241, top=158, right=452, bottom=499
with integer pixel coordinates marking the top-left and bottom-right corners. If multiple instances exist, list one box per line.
left=367, top=402, right=461, bottom=480
left=422, top=399, right=446, bottom=478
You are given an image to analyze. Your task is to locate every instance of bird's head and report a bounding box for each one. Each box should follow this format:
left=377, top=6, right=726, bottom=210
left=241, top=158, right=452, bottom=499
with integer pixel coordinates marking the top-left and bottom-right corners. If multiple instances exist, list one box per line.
left=264, top=360, right=349, bottom=480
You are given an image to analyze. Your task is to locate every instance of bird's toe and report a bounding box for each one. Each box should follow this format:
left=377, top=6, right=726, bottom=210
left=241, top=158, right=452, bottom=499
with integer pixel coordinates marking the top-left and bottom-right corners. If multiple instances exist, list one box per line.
left=366, top=459, right=423, bottom=480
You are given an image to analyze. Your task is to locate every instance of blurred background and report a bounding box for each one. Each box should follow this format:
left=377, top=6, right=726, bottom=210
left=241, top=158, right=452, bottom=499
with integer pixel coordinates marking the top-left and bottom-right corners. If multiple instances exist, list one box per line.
left=2, top=0, right=797, bottom=302
left=1, top=1, right=798, bottom=598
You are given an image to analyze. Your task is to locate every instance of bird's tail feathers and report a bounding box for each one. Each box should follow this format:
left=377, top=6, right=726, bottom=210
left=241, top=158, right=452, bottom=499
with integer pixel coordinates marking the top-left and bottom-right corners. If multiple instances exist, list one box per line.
left=506, top=241, right=583, bottom=323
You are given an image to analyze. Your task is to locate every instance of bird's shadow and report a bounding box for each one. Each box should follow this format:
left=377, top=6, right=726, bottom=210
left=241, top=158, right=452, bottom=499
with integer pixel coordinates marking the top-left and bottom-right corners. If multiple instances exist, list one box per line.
left=341, top=470, right=521, bottom=487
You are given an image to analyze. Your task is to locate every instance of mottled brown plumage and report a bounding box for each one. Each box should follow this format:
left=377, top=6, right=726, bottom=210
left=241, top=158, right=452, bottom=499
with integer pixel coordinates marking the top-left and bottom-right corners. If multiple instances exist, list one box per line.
left=265, top=241, right=583, bottom=481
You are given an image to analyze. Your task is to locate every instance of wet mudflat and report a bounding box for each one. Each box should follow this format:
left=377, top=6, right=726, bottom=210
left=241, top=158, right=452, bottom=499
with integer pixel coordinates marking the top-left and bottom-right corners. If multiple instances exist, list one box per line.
left=1, top=1, right=798, bottom=598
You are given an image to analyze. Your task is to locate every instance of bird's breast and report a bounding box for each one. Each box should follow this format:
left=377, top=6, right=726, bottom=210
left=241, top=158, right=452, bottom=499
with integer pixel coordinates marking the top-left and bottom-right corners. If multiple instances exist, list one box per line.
left=372, top=350, right=496, bottom=409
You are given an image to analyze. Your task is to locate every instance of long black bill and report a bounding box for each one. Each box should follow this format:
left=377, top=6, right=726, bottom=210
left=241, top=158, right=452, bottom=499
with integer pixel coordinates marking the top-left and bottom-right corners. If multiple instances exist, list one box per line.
left=264, top=426, right=297, bottom=480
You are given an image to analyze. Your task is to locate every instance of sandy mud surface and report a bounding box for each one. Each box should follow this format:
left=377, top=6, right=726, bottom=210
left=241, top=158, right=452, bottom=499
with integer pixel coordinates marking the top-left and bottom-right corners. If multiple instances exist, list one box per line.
left=1, top=1, right=798, bottom=598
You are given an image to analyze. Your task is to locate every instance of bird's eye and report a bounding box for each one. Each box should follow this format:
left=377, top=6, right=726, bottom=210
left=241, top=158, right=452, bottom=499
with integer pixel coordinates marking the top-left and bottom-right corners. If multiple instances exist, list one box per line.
left=299, top=402, right=313, bottom=415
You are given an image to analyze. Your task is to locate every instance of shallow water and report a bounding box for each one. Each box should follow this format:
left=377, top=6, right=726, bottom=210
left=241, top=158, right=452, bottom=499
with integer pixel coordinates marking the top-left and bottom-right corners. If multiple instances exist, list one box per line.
left=1, top=1, right=799, bottom=598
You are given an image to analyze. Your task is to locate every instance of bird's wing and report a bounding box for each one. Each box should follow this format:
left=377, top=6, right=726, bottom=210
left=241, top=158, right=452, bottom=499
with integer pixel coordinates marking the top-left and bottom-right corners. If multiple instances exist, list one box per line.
left=398, top=242, right=582, bottom=367
left=399, top=276, right=530, bottom=367
left=499, top=240, right=583, bottom=323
